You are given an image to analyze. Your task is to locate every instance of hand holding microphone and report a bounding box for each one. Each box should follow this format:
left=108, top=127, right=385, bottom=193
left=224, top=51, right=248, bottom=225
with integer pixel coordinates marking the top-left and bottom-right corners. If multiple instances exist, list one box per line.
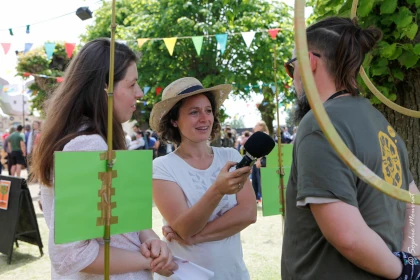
left=212, top=132, right=276, bottom=195
left=236, top=131, right=276, bottom=169
left=213, top=161, right=251, bottom=195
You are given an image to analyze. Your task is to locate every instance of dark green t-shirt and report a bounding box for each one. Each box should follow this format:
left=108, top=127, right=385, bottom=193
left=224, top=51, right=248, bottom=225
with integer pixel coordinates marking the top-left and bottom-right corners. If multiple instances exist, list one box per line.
left=8, top=132, right=24, bottom=152
left=281, top=96, right=412, bottom=280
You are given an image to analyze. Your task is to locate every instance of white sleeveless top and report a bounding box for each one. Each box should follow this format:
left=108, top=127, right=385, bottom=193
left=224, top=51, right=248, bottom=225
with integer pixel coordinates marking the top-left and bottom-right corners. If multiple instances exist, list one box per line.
left=152, top=147, right=250, bottom=280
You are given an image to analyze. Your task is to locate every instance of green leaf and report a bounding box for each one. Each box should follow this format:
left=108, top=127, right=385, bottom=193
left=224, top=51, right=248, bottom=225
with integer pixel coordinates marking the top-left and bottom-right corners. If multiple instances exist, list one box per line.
left=398, top=50, right=419, bottom=68
left=381, top=43, right=397, bottom=58
left=389, top=94, right=397, bottom=101
left=388, top=47, right=403, bottom=60
left=405, top=23, right=418, bottom=40
left=413, top=44, right=420, bottom=55
left=393, top=7, right=413, bottom=28
left=371, top=64, right=388, bottom=76
left=380, top=0, right=397, bottom=14
left=358, top=0, right=374, bottom=17
left=416, top=0, right=420, bottom=8
left=391, top=68, right=404, bottom=81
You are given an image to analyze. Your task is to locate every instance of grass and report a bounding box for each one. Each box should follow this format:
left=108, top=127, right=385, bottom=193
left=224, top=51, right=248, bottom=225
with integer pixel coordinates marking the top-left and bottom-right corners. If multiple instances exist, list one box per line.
left=0, top=181, right=283, bottom=280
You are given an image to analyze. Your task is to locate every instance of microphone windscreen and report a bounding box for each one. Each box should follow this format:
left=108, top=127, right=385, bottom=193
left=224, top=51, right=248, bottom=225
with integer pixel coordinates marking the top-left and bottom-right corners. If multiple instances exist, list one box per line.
left=243, top=131, right=276, bottom=158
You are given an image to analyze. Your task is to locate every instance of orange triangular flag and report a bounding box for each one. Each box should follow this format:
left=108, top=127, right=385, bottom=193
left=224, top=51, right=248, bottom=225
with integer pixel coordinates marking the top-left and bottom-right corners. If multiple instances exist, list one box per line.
left=137, top=38, right=149, bottom=48
left=268, top=28, right=281, bottom=39
left=163, top=37, right=177, bottom=56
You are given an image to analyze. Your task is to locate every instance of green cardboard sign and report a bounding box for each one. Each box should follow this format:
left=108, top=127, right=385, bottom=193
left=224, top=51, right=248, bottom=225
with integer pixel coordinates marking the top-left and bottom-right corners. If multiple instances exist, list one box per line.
left=261, top=144, right=293, bottom=216
left=54, top=150, right=153, bottom=244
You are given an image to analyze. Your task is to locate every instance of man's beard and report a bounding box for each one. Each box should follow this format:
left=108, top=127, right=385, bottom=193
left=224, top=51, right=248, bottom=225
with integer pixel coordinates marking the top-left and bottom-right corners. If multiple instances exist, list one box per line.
left=294, top=89, right=311, bottom=123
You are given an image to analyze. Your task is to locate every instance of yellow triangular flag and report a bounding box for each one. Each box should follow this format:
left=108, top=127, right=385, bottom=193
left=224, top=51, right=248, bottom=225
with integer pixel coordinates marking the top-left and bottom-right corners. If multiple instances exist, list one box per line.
left=163, top=37, right=177, bottom=56
left=137, top=38, right=149, bottom=48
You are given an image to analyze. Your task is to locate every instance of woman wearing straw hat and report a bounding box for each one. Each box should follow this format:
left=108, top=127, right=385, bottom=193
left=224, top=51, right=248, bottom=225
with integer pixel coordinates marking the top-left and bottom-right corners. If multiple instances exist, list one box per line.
left=31, top=38, right=177, bottom=279
left=151, top=77, right=257, bottom=280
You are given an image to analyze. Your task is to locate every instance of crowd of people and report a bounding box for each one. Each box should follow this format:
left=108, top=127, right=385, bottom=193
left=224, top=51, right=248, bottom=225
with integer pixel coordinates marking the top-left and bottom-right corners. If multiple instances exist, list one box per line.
left=0, top=15, right=418, bottom=280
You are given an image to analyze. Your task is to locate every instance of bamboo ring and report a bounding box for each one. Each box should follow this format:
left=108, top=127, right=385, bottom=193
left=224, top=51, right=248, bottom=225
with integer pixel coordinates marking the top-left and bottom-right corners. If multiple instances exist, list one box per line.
left=294, top=0, right=420, bottom=204
left=350, top=0, right=420, bottom=118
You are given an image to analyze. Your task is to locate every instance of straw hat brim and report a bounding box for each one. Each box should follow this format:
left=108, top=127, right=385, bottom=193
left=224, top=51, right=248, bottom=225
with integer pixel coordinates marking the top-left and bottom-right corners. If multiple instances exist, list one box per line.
left=149, top=84, right=232, bottom=131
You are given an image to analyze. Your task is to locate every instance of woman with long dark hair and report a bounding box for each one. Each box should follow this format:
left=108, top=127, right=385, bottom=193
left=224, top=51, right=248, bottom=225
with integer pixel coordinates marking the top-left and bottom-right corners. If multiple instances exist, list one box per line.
left=31, top=38, right=176, bottom=279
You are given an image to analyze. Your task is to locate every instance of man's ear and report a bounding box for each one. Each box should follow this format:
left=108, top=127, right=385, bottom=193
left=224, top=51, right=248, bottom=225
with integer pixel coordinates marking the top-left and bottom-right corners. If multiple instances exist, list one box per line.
left=309, top=52, right=318, bottom=72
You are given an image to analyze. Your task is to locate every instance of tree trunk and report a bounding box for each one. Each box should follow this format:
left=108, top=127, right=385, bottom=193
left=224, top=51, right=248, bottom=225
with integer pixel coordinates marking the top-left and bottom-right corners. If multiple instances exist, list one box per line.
left=375, top=69, right=420, bottom=184
left=257, top=91, right=276, bottom=135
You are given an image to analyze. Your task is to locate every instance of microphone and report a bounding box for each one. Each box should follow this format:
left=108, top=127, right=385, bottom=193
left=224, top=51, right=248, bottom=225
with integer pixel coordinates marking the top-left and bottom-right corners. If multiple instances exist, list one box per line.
left=236, top=131, right=276, bottom=169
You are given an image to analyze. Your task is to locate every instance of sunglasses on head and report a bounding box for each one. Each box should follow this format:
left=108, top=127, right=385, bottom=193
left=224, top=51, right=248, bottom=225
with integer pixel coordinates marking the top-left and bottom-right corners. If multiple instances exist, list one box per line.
left=284, top=52, right=321, bottom=79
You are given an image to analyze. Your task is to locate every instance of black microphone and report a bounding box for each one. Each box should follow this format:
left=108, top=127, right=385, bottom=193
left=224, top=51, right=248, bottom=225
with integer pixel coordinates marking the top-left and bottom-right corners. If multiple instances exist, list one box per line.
left=236, top=131, right=276, bottom=169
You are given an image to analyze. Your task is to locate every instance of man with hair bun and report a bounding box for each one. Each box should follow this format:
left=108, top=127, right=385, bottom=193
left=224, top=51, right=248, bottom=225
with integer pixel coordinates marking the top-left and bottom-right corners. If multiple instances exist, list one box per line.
left=282, top=17, right=419, bottom=279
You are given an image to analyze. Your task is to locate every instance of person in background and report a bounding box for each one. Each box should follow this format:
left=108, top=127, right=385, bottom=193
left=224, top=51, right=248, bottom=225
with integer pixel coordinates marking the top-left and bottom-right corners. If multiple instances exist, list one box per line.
left=30, top=38, right=177, bottom=279
left=128, top=130, right=146, bottom=150
left=8, top=125, right=26, bottom=177
left=252, top=121, right=270, bottom=203
left=2, top=127, right=14, bottom=175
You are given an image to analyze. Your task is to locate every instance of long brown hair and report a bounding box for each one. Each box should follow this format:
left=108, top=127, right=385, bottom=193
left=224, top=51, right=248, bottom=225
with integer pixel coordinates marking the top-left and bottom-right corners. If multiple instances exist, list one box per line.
left=31, top=38, right=138, bottom=187
left=306, top=17, right=382, bottom=96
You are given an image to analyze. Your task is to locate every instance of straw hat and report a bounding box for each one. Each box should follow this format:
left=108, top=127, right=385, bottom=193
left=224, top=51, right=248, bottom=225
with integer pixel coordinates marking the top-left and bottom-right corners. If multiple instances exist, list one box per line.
left=149, top=77, right=232, bottom=131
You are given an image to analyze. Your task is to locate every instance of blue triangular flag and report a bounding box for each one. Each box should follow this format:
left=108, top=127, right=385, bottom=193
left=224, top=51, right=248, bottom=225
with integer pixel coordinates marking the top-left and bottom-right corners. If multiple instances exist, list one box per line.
left=271, top=85, right=276, bottom=94
left=24, top=43, right=33, bottom=54
left=44, top=43, right=56, bottom=60
left=215, top=34, right=228, bottom=54
left=144, top=86, right=151, bottom=95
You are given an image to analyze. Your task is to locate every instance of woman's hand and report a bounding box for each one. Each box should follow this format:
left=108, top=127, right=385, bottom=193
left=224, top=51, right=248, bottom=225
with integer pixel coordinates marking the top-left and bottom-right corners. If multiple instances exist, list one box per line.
left=255, top=158, right=262, bottom=168
left=154, top=261, right=178, bottom=277
left=140, top=238, right=177, bottom=273
left=213, top=161, right=251, bottom=195
left=162, top=225, right=194, bottom=245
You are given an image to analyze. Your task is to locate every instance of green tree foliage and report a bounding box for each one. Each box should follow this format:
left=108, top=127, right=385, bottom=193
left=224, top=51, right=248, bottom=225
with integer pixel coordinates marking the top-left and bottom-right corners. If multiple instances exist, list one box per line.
left=16, top=43, right=73, bottom=115
left=82, top=0, right=296, bottom=132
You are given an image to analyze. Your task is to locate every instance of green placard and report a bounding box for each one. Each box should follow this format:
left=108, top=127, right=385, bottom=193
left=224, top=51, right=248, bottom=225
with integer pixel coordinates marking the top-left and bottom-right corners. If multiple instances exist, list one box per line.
left=266, top=144, right=293, bottom=168
left=261, top=144, right=293, bottom=216
left=54, top=150, right=153, bottom=244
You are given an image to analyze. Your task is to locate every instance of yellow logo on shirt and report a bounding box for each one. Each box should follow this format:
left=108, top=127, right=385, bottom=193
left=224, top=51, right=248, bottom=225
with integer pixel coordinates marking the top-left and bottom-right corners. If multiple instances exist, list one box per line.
left=378, top=126, right=402, bottom=188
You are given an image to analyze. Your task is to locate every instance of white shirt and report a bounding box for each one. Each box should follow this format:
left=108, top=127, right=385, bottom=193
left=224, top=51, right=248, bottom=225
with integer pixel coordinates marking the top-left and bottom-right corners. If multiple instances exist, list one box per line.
left=152, top=147, right=250, bottom=280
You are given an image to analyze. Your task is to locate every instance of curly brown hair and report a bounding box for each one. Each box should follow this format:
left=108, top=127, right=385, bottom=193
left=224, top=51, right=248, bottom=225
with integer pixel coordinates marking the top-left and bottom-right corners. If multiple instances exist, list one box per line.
left=158, top=92, right=221, bottom=145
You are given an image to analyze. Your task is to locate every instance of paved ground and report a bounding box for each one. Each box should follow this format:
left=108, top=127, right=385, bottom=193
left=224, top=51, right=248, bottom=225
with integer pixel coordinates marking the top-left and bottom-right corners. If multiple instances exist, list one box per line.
left=0, top=169, right=283, bottom=280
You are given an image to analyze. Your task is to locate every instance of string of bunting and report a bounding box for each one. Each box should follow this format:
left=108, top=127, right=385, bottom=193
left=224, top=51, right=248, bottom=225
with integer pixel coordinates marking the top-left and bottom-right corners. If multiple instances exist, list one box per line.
left=0, top=28, right=282, bottom=58
left=18, top=71, right=289, bottom=96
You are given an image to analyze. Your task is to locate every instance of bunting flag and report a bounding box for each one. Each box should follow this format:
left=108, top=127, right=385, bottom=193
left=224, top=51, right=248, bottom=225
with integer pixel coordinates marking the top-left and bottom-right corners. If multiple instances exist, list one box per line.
left=24, top=43, right=33, bottom=54
left=268, top=28, right=280, bottom=39
left=65, top=43, right=76, bottom=58
left=215, top=34, right=228, bottom=54
left=137, top=38, right=149, bottom=48
left=241, top=31, right=256, bottom=48
left=143, top=86, right=151, bottom=95
left=192, top=36, right=204, bottom=56
left=17, top=72, right=64, bottom=81
left=26, top=25, right=30, bottom=34
left=44, top=43, right=56, bottom=60
left=271, top=85, right=276, bottom=93
left=163, top=37, right=177, bottom=56
left=9, top=29, right=13, bottom=36
left=156, top=87, right=163, bottom=96
left=1, top=43, right=11, bottom=55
